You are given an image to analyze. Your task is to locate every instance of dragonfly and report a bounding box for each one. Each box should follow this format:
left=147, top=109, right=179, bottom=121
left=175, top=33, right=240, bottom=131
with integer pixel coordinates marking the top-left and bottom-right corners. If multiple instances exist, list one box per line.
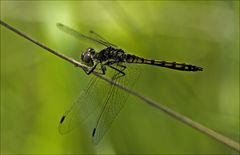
left=57, top=23, right=203, bottom=144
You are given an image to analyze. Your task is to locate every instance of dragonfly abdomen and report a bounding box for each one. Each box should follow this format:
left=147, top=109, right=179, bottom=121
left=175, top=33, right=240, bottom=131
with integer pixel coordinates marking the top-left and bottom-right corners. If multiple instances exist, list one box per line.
left=125, top=54, right=203, bottom=71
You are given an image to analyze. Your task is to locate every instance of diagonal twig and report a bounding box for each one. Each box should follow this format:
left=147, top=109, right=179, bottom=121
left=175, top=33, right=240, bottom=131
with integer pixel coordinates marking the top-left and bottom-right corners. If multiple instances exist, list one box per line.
left=0, top=20, right=239, bottom=152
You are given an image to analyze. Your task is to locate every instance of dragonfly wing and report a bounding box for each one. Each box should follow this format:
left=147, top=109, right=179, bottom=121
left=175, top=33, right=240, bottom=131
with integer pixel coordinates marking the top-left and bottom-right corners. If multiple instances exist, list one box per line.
left=58, top=76, right=108, bottom=134
left=59, top=63, right=140, bottom=144
left=92, top=63, right=140, bottom=144
left=57, top=23, right=116, bottom=48
left=89, top=30, right=118, bottom=48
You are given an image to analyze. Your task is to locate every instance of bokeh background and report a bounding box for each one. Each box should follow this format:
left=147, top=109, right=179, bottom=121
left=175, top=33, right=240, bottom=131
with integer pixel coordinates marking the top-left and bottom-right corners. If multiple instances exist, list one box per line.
left=1, top=1, right=239, bottom=154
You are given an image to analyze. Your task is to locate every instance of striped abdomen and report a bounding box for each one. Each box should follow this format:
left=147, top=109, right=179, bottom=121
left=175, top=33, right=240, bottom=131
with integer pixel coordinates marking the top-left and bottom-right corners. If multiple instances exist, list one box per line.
left=125, top=54, right=203, bottom=71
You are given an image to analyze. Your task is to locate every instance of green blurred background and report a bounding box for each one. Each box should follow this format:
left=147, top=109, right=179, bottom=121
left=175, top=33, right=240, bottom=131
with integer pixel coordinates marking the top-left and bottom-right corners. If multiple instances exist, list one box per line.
left=1, top=1, right=239, bottom=154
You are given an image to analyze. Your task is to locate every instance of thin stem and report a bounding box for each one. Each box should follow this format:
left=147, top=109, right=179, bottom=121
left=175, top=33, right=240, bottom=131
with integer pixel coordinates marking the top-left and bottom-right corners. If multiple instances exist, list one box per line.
left=1, top=20, right=239, bottom=152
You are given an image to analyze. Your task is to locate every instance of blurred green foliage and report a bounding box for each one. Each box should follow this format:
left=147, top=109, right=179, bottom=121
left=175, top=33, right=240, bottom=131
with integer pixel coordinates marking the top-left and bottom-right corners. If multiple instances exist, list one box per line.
left=1, top=1, right=239, bottom=154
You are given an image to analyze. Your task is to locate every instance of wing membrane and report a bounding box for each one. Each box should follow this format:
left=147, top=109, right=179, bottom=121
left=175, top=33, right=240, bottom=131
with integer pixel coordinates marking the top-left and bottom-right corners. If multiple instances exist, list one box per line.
left=59, top=76, right=108, bottom=134
left=57, top=23, right=116, bottom=47
left=92, top=63, right=140, bottom=144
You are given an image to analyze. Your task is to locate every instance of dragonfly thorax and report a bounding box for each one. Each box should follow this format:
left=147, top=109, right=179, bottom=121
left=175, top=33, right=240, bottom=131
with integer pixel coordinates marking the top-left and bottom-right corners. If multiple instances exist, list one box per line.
left=81, top=48, right=96, bottom=67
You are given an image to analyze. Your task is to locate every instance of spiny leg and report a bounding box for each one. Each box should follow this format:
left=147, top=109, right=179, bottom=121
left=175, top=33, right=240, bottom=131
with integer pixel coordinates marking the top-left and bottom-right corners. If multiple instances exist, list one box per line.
left=108, top=64, right=127, bottom=80
left=83, top=63, right=98, bottom=75
left=100, top=64, right=106, bottom=75
left=83, top=62, right=106, bottom=75
left=104, top=61, right=126, bottom=77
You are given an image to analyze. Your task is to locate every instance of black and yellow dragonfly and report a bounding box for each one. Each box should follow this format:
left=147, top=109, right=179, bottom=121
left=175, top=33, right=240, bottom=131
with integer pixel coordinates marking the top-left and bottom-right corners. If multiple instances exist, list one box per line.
left=57, top=23, right=203, bottom=144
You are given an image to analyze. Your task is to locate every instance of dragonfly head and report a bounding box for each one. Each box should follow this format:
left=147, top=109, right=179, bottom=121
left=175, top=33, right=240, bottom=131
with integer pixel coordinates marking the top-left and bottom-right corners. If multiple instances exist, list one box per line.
left=81, top=48, right=95, bottom=67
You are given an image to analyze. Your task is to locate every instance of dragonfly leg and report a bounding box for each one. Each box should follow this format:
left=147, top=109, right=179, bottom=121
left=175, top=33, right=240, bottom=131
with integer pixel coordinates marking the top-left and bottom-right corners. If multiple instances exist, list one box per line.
left=84, top=66, right=96, bottom=75
left=108, top=65, right=125, bottom=75
left=103, top=60, right=127, bottom=79
left=100, top=64, right=106, bottom=75
left=109, top=65, right=126, bottom=80
left=83, top=63, right=107, bottom=75
left=83, top=62, right=99, bottom=75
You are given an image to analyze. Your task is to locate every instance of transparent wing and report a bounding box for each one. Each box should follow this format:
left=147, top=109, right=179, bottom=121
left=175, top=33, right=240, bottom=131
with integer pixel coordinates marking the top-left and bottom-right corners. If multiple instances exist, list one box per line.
left=58, top=76, right=109, bottom=134
left=92, top=63, right=140, bottom=144
left=59, top=63, right=140, bottom=144
left=57, top=23, right=117, bottom=48
left=89, top=30, right=118, bottom=48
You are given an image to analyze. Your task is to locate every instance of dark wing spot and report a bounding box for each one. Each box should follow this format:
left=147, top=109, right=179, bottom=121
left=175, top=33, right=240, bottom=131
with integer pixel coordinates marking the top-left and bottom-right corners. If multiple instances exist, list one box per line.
left=92, top=128, right=96, bottom=137
left=60, top=115, right=66, bottom=124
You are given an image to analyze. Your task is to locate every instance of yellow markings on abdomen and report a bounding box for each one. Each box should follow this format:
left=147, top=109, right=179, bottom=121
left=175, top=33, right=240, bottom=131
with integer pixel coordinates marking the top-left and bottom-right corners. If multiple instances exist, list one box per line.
left=126, top=55, right=203, bottom=71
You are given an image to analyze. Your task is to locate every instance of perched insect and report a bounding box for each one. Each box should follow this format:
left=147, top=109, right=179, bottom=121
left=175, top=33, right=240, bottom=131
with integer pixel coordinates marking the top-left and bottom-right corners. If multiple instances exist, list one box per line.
left=57, top=23, right=203, bottom=144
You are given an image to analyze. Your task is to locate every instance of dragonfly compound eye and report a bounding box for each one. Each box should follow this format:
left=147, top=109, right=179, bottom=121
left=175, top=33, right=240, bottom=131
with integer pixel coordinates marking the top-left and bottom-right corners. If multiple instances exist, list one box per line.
left=82, top=53, right=94, bottom=67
